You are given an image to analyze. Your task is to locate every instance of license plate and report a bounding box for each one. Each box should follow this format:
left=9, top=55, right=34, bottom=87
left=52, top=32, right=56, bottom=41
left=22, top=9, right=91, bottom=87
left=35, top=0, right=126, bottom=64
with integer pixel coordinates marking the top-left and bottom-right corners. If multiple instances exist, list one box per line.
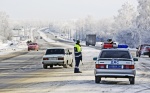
left=49, top=58, right=57, bottom=60
left=108, top=65, right=122, bottom=69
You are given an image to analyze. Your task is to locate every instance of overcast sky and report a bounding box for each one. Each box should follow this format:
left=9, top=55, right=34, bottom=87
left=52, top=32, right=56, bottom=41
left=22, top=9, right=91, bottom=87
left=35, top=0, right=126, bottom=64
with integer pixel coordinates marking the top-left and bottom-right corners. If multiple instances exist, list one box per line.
left=0, top=0, right=138, bottom=20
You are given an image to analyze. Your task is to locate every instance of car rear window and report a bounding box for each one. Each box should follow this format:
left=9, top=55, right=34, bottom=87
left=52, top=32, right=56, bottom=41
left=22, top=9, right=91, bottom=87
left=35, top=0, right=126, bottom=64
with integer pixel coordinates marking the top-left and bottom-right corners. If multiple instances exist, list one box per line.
left=46, top=49, right=65, bottom=55
left=29, top=43, right=37, bottom=45
left=99, top=51, right=131, bottom=59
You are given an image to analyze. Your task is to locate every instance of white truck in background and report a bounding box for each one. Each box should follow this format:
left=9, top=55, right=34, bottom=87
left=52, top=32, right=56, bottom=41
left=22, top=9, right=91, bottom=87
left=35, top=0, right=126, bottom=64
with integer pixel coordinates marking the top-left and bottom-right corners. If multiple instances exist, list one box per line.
left=86, top=34, right=96, bottom=46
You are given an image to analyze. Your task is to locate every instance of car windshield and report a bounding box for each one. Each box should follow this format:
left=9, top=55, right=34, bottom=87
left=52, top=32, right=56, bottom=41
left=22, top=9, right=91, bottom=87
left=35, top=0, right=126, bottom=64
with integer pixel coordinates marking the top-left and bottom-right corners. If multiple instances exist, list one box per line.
left=46, top=49, right=65, bottom=55
left=141, top=45, right=150, bottom=49
left=99, top=50, right=131, bottom=59
left=144, top=46, right=150, bottom=49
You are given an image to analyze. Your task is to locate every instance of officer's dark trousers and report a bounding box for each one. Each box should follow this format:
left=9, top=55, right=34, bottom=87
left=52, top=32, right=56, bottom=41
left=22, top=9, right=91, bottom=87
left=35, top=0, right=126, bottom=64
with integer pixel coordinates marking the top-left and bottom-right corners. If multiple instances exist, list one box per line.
left=75, top=57, right=80, bottom=67
left=74, top=57, right=80, bottom=73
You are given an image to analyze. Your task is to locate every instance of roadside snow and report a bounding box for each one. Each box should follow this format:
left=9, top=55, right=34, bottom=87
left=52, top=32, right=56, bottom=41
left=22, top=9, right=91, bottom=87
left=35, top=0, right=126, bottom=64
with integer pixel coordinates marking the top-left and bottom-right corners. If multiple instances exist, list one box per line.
left=0, top=40, right=28, bottom=56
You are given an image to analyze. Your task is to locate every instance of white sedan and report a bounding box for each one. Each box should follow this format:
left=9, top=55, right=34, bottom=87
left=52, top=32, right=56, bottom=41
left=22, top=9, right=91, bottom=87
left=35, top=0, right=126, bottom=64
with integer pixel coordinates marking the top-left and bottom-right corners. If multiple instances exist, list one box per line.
left=42, top=47, right=73, bottom=69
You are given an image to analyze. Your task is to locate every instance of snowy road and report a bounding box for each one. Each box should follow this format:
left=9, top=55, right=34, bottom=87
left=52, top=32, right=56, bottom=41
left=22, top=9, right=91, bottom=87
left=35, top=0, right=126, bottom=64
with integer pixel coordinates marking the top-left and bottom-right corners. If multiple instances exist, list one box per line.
left=0, top=32, right=150, bottom=93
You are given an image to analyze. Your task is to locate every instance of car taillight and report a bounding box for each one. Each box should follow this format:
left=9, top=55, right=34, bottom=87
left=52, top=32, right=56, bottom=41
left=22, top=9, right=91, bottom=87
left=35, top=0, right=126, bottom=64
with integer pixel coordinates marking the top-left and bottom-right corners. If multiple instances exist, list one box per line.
left=96, top=64, right=106, bottom=69
left=58, top=57, right=64, bottom=60
left=124, top=65, right=134, bottom=69
left=43, top=58, right=49, bottom=60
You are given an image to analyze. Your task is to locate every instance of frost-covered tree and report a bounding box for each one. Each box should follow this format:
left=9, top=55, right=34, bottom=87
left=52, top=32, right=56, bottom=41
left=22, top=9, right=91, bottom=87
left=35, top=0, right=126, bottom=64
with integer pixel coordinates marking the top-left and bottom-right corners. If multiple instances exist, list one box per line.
left=113, top=2, right=137, bottom=32
left=136, top=0, right=150, bottom=44
left=73, top=16, right=96, bottom=40
left=95, top=18, right=114, bottom=41
left=113, top=2, right=137, bottom=44
left=116, top=28, right=140, bottom=48
left=0, top=11, right=11, bottom=42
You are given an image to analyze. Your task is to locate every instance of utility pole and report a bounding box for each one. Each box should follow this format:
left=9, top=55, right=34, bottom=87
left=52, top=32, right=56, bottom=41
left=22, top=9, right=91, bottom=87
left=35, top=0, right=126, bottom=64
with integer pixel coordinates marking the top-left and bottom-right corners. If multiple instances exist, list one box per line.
left=82, top=27, right=83, bottom=41
left=68, top=29, right=69, bottom=39
left=76, top=29, right=77, bottom=40
left=70, top=29, right=71, bottom=40
left=79, top=28, right=80, bottom=40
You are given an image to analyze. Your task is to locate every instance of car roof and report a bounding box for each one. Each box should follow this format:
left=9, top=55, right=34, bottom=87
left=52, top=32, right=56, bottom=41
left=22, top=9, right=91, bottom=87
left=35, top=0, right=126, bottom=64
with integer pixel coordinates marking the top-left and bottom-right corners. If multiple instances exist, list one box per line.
left=140, top=44, right=150, bottom=46
left=101, top=48, right=129, bottom=51
left=46, top=47, right=68, bottom=50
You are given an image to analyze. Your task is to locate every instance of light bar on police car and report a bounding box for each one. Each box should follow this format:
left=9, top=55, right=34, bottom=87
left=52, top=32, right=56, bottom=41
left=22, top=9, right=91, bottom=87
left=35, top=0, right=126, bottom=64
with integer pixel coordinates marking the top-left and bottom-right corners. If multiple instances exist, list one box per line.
left=103, top=43, right=128, bottom=49
left=118, top=44, right=128, bottom=48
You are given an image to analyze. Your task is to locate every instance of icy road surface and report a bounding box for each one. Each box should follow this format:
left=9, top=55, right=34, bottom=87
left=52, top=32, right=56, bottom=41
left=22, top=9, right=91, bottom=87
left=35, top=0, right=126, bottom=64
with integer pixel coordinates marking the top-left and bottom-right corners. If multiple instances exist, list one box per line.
left=0, top=46, right=150, bottom=93
left=0, top=31, right=150, bottom=93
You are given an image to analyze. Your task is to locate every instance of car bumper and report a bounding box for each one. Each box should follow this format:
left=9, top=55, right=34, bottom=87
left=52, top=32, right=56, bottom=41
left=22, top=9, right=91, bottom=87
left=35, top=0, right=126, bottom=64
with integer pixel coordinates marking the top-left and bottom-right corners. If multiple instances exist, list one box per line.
left=42, top=60, right=64, bottom=65
left=28, top=48, right=37, bottom=50
left=94, top=69, right=136, bottom=78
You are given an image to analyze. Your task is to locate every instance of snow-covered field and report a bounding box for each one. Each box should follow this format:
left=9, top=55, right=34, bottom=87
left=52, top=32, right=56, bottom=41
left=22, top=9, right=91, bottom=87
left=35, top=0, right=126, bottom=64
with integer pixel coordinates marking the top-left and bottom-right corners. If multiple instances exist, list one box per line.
left=0, top=41, right=28, bottom=55
left=0, top=28, right=38, bottom=56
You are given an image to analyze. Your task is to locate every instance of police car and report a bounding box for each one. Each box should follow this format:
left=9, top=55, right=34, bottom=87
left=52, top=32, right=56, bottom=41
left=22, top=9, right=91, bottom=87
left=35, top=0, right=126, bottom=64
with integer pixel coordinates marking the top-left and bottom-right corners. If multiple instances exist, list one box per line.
left=93, top=44, right=138, bottom=84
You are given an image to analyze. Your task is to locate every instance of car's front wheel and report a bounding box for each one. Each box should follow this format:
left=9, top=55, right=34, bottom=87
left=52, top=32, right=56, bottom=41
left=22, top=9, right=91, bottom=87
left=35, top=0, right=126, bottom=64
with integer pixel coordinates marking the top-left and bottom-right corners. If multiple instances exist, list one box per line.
left=95, top=76, right=101, bottom=83
left=43, top=64, right=47, bottom=69
left=129, top=77, right=135, bottom=84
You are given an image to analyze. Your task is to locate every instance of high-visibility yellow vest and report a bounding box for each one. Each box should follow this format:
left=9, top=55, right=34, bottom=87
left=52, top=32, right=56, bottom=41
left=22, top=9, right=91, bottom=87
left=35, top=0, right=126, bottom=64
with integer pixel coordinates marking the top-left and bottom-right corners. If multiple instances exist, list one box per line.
left=75, top=44, right=82, bottom=52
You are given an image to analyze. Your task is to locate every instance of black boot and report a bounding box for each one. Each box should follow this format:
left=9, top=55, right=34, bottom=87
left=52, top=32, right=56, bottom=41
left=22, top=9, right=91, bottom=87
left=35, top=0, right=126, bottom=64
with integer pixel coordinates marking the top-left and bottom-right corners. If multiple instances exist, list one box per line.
left=77, top=71, right=82, bottom=73
left=74, top=68, right=82, bottom=73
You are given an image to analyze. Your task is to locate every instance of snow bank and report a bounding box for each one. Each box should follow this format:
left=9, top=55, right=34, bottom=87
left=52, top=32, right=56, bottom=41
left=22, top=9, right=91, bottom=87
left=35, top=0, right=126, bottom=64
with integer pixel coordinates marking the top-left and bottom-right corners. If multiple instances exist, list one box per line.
left=0, top=40, right=28, bottom=56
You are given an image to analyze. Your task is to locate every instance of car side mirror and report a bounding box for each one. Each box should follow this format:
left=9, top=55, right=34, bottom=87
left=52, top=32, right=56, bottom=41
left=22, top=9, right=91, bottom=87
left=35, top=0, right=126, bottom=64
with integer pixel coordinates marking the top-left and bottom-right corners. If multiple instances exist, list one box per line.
left=133, top=58, right=138, bottom=61
left=93, top=57, right=97, bottom=61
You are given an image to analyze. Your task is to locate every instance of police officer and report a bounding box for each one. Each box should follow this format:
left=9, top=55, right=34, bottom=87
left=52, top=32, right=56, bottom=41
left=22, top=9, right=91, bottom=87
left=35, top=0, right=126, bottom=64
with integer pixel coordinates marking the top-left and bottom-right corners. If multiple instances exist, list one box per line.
left=107, top=39, right=113, bottom=44
left=74, top=40, right=82, bottom=73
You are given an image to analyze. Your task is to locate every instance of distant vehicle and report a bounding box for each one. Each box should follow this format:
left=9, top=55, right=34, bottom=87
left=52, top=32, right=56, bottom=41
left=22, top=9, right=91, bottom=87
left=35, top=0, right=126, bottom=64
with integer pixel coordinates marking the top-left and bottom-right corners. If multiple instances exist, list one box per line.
left=86, top=34, right=96, bottom=46
left=40, top=36, right=43, bottom=39
left=93, top=44, right=138, bottom=84
left=42, top=47, right=73, bottom=69
left=136, top=44, right=150, bottom=57
left=28, top=43, right=39, bottom=51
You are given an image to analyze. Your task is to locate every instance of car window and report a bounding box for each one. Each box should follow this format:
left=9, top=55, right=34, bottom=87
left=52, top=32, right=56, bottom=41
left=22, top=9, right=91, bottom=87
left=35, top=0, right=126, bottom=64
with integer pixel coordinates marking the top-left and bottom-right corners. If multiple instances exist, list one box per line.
left=141, top=45, right=150, bottom=49
left=29, top=43, right=37, bottom=45
left=29, top=43, right=33, bottom=45
left=144, top=46, right=150, bottom=49
left=99, top=51, right=131, bottom=59
left=46, top=49, right=65, bottom=55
